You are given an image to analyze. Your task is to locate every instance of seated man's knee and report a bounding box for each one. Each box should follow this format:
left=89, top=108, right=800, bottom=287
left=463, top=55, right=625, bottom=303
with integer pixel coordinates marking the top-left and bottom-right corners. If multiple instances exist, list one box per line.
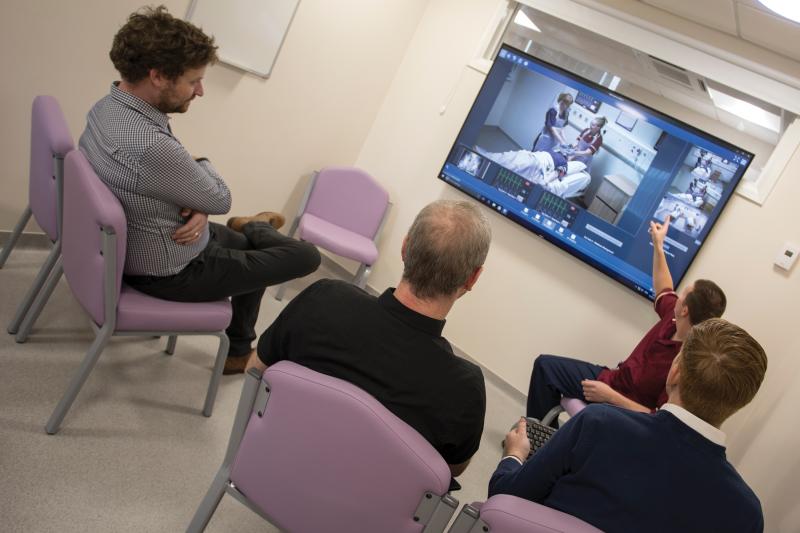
left=533, top=354, right=556, bottom=372
left=297, top=242, right=321, bottom=275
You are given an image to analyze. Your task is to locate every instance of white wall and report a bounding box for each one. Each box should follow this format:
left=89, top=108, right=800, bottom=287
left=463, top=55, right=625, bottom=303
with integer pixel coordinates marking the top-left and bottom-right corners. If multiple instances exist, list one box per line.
left=0, top=0, right=428, bottom=230
left=355, top=1, right=800, bottom=531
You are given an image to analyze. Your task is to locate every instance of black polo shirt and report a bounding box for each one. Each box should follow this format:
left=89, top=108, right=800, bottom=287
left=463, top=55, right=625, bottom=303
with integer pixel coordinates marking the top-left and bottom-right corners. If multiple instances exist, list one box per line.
left=257, top=279, right=486, bottom=465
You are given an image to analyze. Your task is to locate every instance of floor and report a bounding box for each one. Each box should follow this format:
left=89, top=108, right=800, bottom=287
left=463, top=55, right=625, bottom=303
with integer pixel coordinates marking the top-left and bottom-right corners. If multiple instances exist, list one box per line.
left=0, top=246, right=525, bottom=532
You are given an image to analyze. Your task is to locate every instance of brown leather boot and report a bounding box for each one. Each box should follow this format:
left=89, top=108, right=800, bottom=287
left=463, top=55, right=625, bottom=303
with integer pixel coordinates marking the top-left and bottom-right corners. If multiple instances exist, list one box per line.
left=226, top=211, right=286, bottom=232
left=222, top=355, right=249, bottom=375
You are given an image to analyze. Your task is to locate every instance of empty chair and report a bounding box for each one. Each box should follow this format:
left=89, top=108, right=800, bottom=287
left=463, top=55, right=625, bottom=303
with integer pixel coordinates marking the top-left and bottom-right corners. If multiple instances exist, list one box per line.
left=2, top=96, right=74, bottom=343
left=448, top=495, right=603, bottom=533
left=541, top=397, right=588, bottom=427
left=45, top=150, right=232, bottom=435
left=274, top=166, right=389, bottom=300
left=187, top=361, right=459, bottom=533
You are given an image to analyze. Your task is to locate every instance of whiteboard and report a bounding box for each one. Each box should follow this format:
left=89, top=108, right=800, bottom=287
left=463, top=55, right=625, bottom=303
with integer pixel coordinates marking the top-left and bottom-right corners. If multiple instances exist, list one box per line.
left=186, top=0, right=300, bottom=78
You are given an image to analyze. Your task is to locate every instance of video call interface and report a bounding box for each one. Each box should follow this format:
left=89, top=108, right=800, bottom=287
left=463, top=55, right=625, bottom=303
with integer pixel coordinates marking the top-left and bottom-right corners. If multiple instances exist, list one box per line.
left=439, top=45, right=753, bottom=299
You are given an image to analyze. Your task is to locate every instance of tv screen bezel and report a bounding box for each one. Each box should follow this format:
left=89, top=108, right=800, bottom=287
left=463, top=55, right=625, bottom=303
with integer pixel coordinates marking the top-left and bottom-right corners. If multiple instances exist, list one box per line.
left=437, top=44, right=754, bottom=300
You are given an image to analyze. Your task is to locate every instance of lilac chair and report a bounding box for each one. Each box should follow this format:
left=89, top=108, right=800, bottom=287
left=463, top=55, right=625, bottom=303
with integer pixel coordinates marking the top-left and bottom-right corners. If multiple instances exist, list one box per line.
left=541, top=397, right=588, bottom=427
left=447, top=495, right=603, bottom=533
left=274, top=166, right=389, bottom=300
left=187, top=362, right=459, bottom=532
left=2, top=96, right=74, bottom=343
left=45, top=150, right=232, bottom=434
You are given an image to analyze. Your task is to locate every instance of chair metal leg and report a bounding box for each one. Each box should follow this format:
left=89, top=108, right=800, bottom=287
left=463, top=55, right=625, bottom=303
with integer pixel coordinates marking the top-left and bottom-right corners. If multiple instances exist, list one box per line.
left=165, top=335, right=178, bottom=355
left=202, top=333, right=230, bottom=417
left=45, top=325, right=113, bottom=435
left=540, top=405, right=565, bottom=427
left=188, top=370, right=262, bottom=532
left=353, top=264, right=371, bottom=289
left=8, top=240, right=61, bottom=335
left=446, top=504, right=482, bottom=533
left=15, top=259, right=63, bottom=343
left=0, top=205, right=32, bottom=268
left=186, top=467, right=231, bottom=533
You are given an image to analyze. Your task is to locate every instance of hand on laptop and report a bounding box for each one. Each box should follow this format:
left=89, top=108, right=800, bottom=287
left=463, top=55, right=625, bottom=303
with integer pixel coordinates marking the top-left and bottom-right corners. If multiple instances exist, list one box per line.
left=503, top=418, right=531, bottom=462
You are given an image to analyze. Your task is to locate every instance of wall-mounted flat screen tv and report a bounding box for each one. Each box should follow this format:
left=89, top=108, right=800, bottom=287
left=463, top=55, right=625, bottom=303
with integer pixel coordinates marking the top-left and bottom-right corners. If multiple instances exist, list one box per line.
left=438, top=44, right=753, bottom=300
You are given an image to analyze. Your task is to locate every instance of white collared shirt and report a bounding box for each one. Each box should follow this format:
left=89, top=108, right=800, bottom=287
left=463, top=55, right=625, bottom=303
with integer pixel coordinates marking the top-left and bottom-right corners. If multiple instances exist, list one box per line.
left=660, top=403, right=726, bottom=447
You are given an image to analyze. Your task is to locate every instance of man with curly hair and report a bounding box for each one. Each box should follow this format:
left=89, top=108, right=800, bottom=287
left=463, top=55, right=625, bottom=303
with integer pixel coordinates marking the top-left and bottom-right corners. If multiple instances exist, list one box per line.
left=80, top=6, right=320, bottom=374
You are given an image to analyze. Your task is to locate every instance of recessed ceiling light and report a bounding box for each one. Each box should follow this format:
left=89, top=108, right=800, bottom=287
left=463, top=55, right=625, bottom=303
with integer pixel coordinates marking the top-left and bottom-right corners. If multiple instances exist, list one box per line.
left=758, top=1, right=800, bottom=24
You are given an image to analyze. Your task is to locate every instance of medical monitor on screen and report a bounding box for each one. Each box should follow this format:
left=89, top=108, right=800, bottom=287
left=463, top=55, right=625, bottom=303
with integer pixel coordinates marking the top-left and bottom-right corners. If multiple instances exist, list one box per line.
left=438, top=45, right=753, bottom=300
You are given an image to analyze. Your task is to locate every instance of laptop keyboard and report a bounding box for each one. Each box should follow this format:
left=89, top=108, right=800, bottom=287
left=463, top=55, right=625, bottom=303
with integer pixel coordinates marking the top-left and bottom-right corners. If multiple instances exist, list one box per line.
left=526, top=418, right=557, bottom=457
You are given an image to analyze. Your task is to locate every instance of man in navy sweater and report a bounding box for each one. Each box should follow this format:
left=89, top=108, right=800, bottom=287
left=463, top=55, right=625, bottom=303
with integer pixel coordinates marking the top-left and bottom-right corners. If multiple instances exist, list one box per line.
left=490, top=318, right=767, bottom=533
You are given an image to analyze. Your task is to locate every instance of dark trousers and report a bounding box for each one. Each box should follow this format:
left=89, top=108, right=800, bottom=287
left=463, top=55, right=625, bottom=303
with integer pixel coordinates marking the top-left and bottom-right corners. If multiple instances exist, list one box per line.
left=125, top=222, right=321, bottom=357
left=526, top=354, right=605, bottom=424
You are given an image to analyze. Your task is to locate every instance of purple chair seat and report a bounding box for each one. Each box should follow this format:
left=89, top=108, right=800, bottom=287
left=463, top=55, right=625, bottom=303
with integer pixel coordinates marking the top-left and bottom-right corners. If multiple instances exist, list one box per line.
left=542, top=397, right=588, bottom=426
left=561, top=397, right=588, bottom=417
left=449, top=495, right=603, bottom=533
left=298, top=213, right=379, bottom=265
left=116, top=285, right=232, bottom=332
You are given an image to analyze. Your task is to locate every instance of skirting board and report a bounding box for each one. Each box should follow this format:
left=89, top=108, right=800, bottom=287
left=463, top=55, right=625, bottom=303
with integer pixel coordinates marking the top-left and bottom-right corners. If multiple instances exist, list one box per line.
left=0, top=230, right=50, bottom=251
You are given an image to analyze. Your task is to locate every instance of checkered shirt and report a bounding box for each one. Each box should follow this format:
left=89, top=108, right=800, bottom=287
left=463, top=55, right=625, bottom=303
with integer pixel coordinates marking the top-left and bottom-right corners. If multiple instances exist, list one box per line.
left=79, top=83, right=231, bottom=276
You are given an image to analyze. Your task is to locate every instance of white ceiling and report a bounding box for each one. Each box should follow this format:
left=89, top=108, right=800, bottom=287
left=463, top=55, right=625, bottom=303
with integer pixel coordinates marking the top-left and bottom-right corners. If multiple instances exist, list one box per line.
left=640, top=0, right=800, bottom=63
left=509, top=5, right=788, bottom=146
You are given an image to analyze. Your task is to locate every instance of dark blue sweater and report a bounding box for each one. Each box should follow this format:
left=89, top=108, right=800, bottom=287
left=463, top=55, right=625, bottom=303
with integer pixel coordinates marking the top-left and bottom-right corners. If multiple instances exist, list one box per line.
left=489, top=405, right=763, bottom=533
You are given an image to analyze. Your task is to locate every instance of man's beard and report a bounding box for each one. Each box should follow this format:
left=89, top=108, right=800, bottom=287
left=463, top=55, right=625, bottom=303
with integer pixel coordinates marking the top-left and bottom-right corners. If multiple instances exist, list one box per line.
left=156, top=90, right=192, bottom=113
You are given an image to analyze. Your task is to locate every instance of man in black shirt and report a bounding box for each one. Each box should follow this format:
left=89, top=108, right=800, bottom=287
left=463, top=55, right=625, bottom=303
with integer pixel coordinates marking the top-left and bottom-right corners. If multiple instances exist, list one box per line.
left=246, top=200, right=492, bottom=478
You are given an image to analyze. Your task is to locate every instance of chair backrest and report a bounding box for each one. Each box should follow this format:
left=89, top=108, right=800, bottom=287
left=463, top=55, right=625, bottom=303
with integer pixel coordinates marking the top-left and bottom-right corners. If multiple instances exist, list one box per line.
left=475, top=495, right=603, bottom=533
left=62, top=150, right=127, bottom=326
left=29, top=95, right=74, bottom=240
left=304, top=166, right=389, bottom=239
left=229, top=361, right=452, bottom=533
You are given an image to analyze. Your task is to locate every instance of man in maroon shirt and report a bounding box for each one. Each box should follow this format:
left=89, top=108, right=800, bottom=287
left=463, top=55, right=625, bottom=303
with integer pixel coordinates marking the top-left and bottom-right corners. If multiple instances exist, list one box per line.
left=526, top=216, right=727, bottom=423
